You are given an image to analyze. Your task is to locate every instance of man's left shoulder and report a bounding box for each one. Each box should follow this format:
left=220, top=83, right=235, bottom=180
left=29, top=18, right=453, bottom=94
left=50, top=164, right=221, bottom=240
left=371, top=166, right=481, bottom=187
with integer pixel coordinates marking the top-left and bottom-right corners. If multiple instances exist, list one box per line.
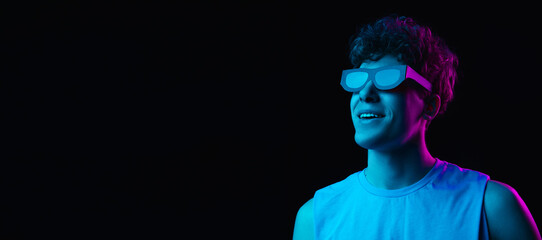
left=485, top=180, right=516, bottom=202
left=484, top=180, right=541, bottom=239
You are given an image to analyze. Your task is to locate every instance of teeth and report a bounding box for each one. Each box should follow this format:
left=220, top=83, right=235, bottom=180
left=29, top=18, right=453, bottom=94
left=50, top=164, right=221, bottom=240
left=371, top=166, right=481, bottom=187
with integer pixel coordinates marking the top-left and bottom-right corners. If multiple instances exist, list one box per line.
left=359, top=113, right=384, bottom=119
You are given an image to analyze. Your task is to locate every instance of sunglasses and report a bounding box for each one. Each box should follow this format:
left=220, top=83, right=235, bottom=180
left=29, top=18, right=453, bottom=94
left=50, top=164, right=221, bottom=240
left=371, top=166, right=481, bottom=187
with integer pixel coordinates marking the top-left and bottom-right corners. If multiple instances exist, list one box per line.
left=340, top=65, right=432, bottom=92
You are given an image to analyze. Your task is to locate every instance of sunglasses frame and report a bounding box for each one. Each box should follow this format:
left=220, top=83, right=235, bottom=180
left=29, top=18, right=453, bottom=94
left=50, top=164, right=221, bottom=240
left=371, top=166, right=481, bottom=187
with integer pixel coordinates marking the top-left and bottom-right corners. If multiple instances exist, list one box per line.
left=340, top=65, right=432, bottom=92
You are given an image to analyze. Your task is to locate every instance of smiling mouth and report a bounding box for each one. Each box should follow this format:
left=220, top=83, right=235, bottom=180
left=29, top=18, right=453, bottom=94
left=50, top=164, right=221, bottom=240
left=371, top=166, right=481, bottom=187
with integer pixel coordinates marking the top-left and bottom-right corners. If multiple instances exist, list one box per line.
left=358, top=113, right=385, bottom=119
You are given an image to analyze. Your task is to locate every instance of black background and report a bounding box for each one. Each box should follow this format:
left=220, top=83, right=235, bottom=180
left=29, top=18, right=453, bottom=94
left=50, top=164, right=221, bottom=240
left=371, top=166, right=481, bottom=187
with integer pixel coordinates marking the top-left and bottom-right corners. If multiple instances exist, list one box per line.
left=2, top=2, right=541, bottom=239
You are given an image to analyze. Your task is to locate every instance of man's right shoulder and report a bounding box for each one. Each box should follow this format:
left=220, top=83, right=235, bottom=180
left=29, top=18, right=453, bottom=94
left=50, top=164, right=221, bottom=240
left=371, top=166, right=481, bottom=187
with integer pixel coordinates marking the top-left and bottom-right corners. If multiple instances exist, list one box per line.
left=293, top=198, right=315, bottom=240
left=297, top=198, right=313, bottom=218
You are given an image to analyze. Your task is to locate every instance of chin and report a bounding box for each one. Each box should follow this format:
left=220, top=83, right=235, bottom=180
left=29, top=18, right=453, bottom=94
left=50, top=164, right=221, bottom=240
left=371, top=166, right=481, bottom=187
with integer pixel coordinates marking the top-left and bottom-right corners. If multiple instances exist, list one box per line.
left=354, top=131, right=401, bottom=151
left=354, top=132, right=382, bottom=149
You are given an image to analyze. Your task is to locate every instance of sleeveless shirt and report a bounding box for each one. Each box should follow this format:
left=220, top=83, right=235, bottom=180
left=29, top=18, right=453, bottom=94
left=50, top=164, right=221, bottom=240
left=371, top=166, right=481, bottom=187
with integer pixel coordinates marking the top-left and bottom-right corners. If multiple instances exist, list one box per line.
left=313, top=159, right=490, bottom=239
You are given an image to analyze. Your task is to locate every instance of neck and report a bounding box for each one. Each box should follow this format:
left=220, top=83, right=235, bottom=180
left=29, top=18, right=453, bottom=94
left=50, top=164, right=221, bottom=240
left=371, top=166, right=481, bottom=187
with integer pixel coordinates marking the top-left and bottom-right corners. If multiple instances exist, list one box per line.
left=365, top=136, right=436, bottom=190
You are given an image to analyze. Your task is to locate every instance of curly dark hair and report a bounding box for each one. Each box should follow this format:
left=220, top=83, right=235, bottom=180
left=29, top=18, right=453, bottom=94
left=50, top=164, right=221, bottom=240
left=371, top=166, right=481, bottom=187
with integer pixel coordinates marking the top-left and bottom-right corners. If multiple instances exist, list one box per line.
left=349, top=15, right=458, bottom=116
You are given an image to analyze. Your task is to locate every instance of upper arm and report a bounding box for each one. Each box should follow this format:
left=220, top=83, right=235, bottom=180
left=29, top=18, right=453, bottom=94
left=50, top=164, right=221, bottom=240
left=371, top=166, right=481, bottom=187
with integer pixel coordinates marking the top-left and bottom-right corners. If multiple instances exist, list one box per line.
left=293, top=198, right=315, bottom=240
left=484, top=180, right=541, bottom=240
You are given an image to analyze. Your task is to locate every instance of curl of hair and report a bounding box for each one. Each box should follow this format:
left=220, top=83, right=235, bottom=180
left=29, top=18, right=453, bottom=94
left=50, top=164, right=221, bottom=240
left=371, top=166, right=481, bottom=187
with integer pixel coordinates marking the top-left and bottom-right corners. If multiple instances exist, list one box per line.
left=349, top=15, right=458, bottom=116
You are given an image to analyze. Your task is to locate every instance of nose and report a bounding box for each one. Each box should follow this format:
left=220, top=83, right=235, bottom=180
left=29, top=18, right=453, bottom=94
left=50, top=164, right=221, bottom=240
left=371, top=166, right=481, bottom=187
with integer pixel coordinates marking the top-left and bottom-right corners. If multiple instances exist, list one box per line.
left=357, top=80, right=380, bottom=103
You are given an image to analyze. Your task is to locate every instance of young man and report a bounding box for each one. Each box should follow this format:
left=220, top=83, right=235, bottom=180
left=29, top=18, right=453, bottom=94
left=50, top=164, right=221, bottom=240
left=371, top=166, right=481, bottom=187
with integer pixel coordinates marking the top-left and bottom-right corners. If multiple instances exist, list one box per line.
left=293, top=16, right=540, bottom=240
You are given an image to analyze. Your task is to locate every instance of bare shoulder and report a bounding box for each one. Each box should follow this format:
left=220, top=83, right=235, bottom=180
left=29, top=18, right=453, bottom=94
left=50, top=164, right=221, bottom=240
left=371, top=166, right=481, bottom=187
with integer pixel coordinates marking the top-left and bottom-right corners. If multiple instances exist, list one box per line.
left=485, top=180, right=518, bottom=205
left=484, top=180, right=541, bottom=240
left=293, top=198, right=314, bottom=240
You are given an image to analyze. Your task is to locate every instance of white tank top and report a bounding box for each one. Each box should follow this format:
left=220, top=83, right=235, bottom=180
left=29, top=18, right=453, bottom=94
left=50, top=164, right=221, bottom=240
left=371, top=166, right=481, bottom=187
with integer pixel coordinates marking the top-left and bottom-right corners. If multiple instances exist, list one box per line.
left=313, top=159, right=490, bottom=239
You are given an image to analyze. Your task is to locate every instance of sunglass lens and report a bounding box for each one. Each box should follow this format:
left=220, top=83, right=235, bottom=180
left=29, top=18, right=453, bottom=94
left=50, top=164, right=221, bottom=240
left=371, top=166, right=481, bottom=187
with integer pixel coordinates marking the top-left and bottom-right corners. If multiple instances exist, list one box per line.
left=345, top=72, right=368, bottom=89
left=375, top=69, right=401, bottom=89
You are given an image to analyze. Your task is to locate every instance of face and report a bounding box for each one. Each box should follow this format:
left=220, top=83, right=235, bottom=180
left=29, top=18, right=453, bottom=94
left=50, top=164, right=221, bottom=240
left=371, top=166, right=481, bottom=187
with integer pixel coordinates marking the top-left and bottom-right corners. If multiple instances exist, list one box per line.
left=351, top=54, right=427, bottom=150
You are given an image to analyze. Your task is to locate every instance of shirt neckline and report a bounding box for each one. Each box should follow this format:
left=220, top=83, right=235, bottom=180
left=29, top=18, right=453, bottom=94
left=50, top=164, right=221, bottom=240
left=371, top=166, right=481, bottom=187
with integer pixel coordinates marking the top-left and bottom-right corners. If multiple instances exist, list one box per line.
left=358, top=158, right=445, bottom=198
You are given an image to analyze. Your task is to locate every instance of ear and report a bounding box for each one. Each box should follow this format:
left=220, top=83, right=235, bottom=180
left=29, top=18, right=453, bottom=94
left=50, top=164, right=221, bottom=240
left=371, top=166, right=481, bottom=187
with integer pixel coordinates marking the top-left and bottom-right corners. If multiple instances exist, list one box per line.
left=422, top=94, right=441, bottom=120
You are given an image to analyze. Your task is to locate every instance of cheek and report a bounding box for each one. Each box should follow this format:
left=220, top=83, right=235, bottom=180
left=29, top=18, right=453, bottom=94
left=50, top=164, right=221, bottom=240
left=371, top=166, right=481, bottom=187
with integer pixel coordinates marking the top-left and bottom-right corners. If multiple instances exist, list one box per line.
left=350, top=93, right=359, bottom=117
left=394, top=93, right=425, bottom=127
left=350, top=93, right=358, bottom=110
left=383, top=93, right=423, bottom=126
left=407, top=94, right=426, bottom=118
